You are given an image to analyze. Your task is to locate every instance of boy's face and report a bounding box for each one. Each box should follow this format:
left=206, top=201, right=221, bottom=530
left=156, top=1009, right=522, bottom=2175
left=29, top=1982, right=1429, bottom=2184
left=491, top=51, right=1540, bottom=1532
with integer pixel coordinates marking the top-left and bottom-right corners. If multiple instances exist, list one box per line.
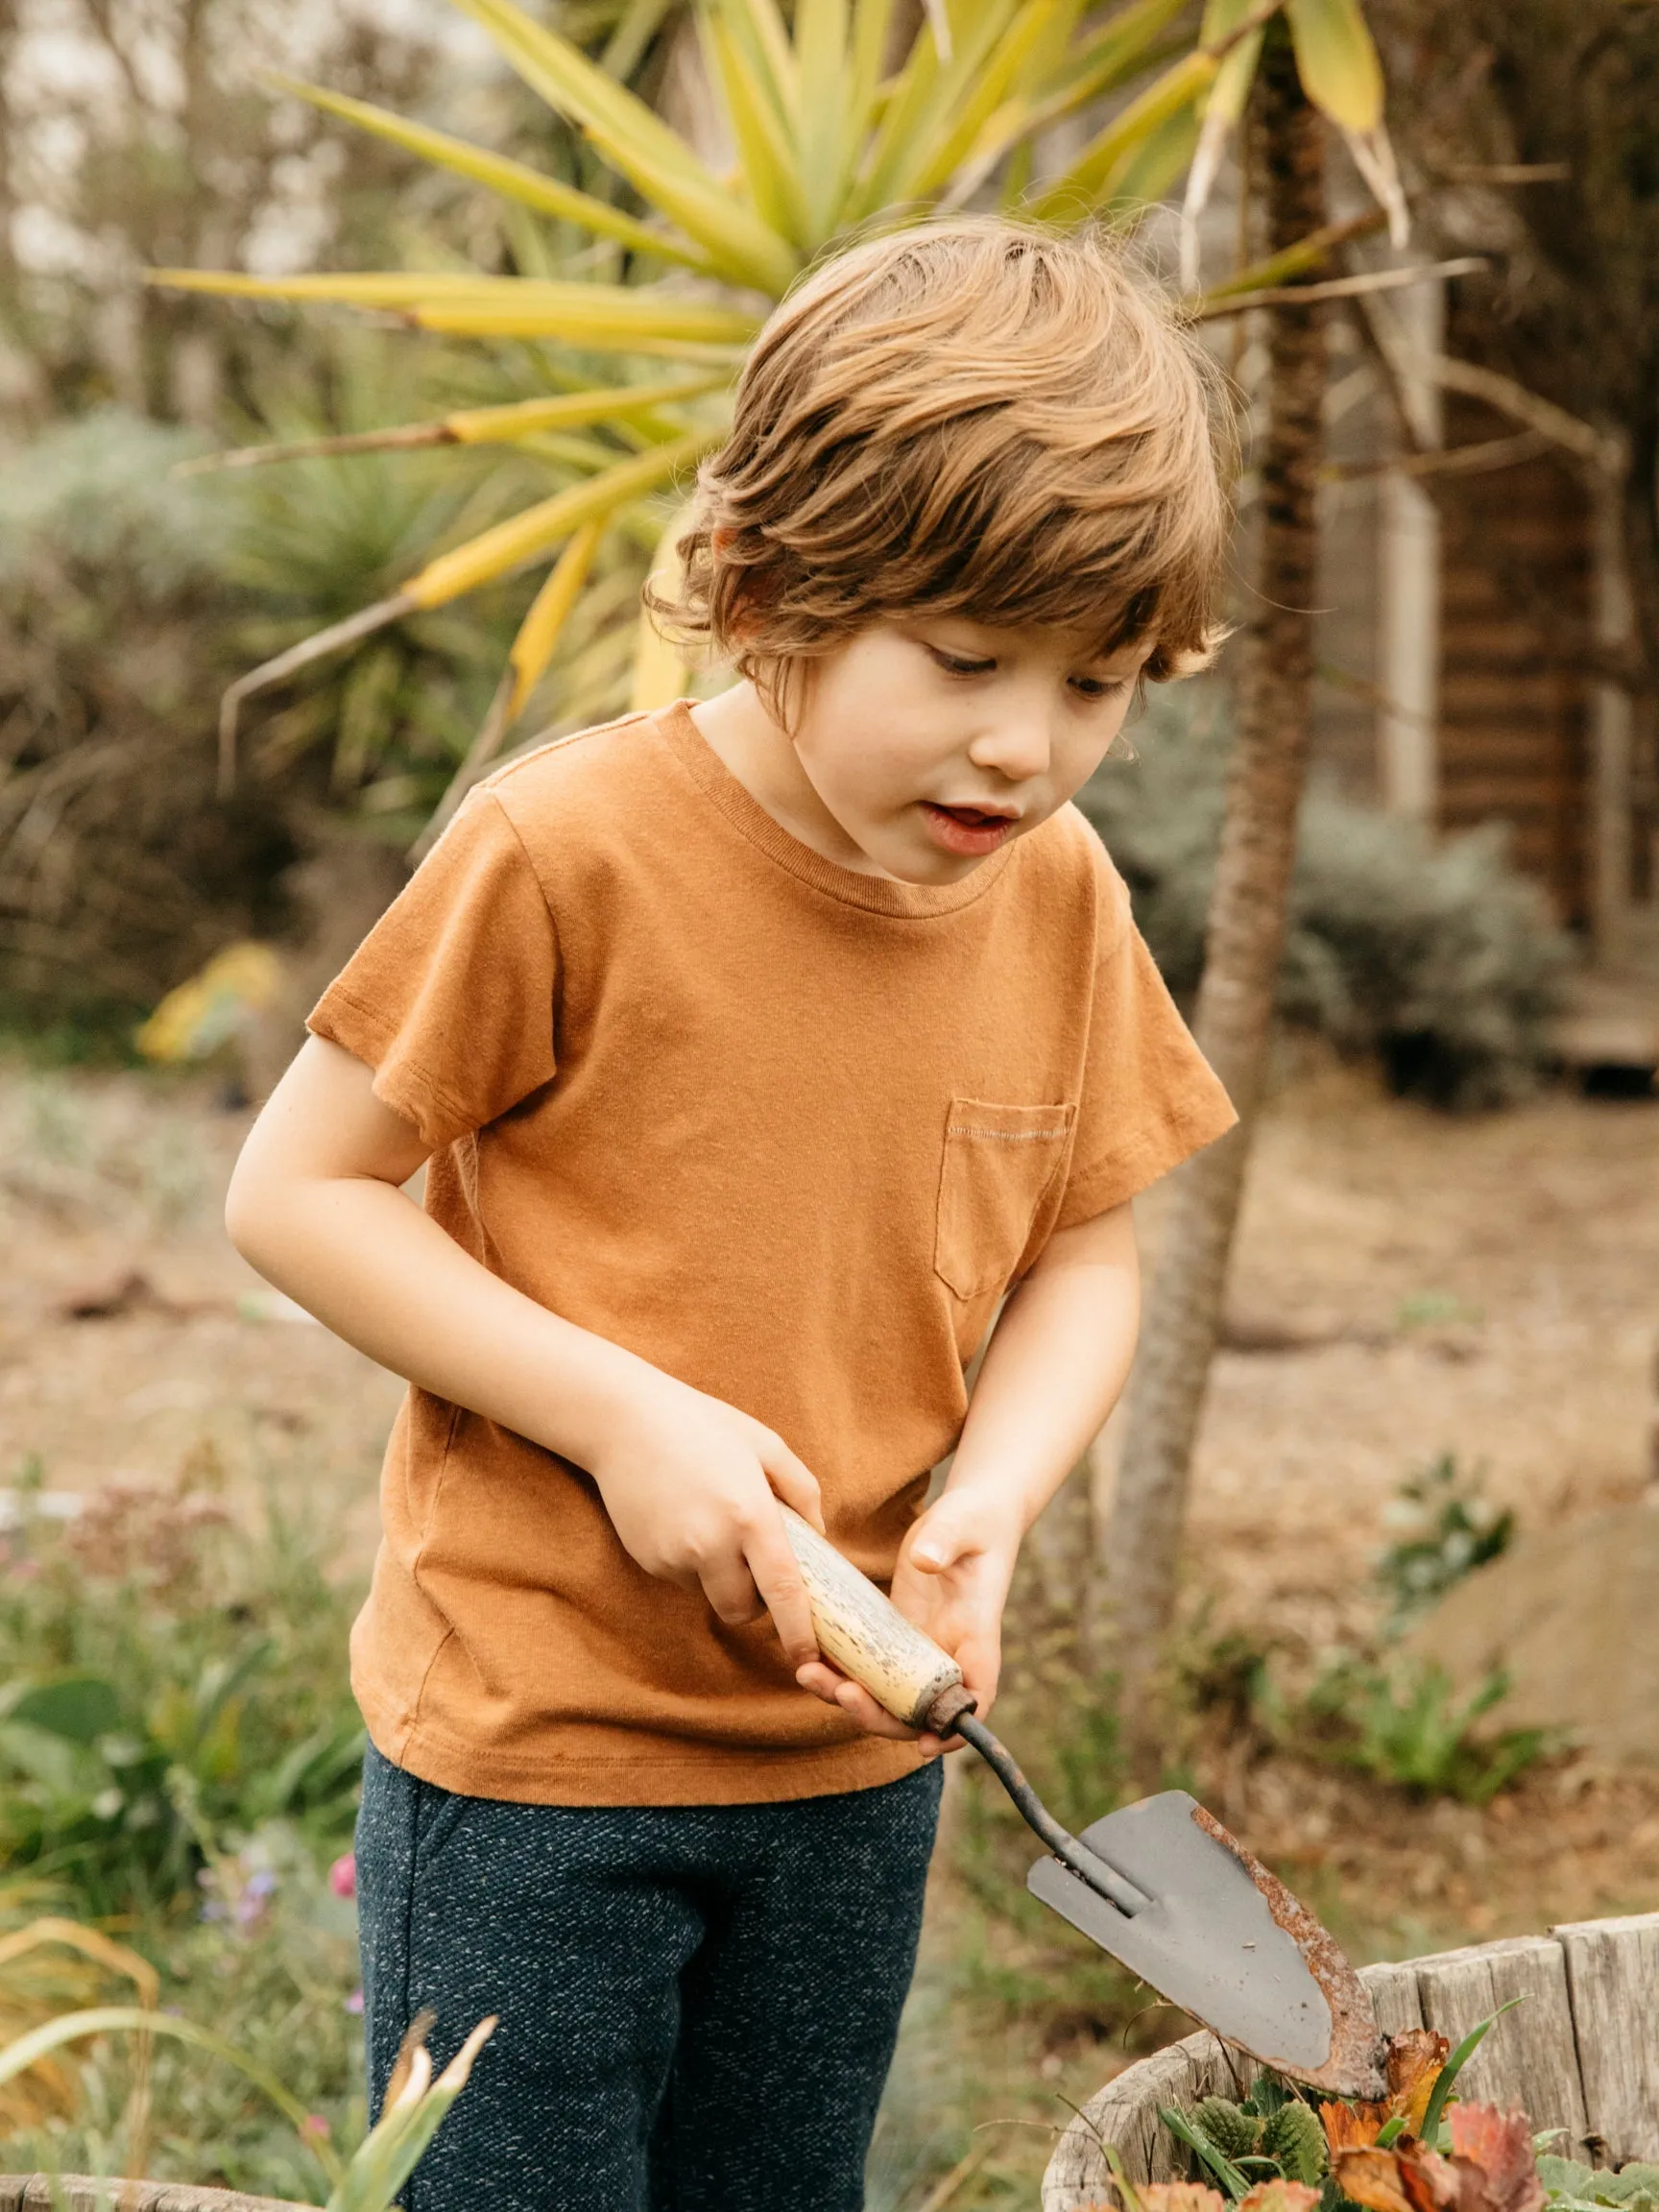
left=786, top=616, right=1152, bottom=885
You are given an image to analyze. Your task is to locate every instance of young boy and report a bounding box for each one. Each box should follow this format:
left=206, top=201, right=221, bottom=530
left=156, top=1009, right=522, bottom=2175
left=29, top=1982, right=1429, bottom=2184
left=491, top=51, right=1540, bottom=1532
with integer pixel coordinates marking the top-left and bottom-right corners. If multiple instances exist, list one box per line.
left=226, top=219, right=1237, bottom=2212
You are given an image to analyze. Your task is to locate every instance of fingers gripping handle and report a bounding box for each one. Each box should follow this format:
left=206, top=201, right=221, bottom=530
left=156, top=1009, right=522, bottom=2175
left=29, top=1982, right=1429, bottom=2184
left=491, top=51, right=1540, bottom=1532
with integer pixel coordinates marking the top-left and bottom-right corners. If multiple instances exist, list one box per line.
left=780, top=1506, right=974, bottom=1734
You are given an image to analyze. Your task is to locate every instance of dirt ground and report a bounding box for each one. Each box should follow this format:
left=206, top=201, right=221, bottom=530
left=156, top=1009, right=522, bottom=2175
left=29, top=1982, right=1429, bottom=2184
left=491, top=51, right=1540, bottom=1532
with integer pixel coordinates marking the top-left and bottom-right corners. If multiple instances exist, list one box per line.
left=3, top=1046, right=1657, bottom=1965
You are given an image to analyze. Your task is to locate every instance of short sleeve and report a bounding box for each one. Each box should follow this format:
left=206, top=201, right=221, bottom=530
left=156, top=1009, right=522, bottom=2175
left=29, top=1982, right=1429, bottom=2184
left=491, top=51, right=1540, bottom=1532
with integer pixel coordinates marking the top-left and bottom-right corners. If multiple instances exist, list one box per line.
left=1054, top=844, right=1238, bottom=1229
left=307, top=787, right=559, bottom=1151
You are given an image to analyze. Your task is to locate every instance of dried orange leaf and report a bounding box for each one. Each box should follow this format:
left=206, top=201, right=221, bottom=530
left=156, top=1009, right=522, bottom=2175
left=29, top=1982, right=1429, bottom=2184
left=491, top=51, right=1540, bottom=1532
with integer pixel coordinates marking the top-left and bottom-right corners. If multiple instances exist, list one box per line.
left=1239, top=2183, right=1322, bottom=2212
left=1334, top=2149, right=1421, bottom=2212
left=1140, top=2186, right=1228, bottom=2212
left=1446, top=2104, right=1546, bottom=2212
left=1385, top=2028, right=1451, bottom=2134
left=1321, top=2101, right=1385, bottom=2153
left=1395, top=2140, right=1460, bottom=2212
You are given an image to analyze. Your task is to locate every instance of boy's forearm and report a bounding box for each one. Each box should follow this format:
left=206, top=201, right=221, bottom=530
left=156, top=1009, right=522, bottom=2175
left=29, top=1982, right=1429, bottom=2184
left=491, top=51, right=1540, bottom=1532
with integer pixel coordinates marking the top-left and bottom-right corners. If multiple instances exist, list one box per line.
left=228, top=1164, right=662, bottom=1473
left=943, top=1202, right=1140, bottom=1542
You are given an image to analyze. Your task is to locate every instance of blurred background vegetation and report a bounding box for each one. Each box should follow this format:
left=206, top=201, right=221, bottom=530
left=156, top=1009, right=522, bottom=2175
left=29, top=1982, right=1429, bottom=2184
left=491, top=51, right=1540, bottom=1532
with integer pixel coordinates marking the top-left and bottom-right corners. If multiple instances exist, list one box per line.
left=2, top=1, right=1657, bottom=2206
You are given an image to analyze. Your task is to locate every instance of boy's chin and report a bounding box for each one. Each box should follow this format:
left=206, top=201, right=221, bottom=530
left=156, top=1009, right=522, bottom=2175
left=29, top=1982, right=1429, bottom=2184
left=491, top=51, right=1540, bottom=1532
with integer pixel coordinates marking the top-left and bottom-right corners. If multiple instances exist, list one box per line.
left=861, top=838, right=993, bottom=887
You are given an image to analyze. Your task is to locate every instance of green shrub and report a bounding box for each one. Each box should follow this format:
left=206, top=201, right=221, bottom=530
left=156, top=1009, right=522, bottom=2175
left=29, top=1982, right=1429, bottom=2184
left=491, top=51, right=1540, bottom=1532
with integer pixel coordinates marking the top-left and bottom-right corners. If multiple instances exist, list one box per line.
left=1184, top=1455, right=1545, bottom=1804
left=0, top=1466, right=364, bottom=1915
left=1078, top=693, right=1571, bottom=1109
left=1294, top=1655, right=1550, bottom=1805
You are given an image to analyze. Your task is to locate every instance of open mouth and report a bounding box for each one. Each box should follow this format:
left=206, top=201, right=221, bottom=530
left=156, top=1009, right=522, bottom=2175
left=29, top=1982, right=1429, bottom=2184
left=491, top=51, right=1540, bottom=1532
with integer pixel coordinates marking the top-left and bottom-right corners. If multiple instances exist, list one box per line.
left=919, top=801, right=1021, bottom=855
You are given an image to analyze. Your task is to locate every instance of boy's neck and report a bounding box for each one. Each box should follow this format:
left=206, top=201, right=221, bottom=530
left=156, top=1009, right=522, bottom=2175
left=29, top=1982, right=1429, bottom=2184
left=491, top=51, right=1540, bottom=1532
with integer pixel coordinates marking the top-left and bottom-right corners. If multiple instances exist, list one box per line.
left=686, top=682, right=899, bottom=881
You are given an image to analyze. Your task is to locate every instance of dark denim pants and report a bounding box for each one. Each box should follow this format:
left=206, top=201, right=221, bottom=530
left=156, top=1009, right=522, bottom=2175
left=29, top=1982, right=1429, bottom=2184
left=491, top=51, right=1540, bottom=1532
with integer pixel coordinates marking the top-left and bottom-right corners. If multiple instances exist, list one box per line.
left=356, top=1743, right=943, bottom=2212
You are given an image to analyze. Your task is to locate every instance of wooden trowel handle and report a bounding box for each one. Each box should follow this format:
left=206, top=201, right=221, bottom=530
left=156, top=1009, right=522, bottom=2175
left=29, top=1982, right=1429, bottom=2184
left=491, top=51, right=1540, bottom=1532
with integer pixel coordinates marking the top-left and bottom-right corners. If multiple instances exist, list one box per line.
left=780, top=1505, right=974, bottom=1733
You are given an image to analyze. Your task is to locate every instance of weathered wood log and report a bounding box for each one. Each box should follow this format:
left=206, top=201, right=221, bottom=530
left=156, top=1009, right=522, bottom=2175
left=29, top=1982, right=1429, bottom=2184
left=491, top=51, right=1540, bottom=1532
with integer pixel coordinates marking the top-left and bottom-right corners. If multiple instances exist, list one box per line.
left=0, top=2182, right=307, bottom=2212
left=1411, top=1934, right=1589, bottom=2149
left=1554, top=1914, right=1659, bottom=2168
left=1044, top=1911, right=1659, bottom=2210
left=1044, top=2032, right=1241, bottom=2198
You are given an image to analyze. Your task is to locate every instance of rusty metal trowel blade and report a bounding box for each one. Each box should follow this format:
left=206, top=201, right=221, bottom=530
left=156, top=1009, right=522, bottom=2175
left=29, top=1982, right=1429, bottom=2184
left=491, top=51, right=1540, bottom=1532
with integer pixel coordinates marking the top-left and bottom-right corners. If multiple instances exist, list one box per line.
left=1028, top=1791, right=1383, bottom=2096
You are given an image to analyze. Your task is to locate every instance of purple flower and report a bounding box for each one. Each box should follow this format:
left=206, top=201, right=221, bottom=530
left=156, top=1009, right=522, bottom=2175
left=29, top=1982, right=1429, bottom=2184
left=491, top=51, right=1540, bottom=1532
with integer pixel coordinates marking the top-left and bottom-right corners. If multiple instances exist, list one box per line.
left=345, top=1989, right=365, bottom=2015
left=327, top=1853, right=356, bottom=1900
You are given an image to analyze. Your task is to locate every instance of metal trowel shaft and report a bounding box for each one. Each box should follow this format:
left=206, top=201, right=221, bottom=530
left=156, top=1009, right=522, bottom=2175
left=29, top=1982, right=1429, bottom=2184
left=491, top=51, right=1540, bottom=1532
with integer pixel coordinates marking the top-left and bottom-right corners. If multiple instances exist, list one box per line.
left=952, top=1713, right=1150, bottom=1917
left=777, top=1509, right=1151, bottom=1912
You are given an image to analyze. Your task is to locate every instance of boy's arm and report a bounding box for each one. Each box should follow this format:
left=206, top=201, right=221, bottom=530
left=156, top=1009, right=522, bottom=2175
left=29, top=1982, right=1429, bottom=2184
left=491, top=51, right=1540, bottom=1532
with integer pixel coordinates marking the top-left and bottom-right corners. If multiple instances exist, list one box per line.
left=226, top=1035, right=825, bottom=1667
left=796, top=1201, right=1139, bottom=1750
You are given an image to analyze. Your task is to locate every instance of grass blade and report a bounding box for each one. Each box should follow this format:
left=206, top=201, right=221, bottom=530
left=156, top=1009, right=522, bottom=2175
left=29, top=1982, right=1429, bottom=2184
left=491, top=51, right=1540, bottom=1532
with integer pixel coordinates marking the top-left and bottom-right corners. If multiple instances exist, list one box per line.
left=718, top=0, right=801, bottom=132
left=0, top=2006, right=342, bottom=2185
left=1023, top=0, right=1194, bottom=131
left=847, top=0, right=897, bottom=144
left=850, top=0, right=1022, bottom=221
left=903, top=0, right=1069, bottom=199
left=1160, top=2104, right=1250, bottom=2200
left=507, top=515, right=605, bottom=717
left=1420, top=2000, right=1527, bottom=2146
left=1285, top=0, right=1383, bottom=131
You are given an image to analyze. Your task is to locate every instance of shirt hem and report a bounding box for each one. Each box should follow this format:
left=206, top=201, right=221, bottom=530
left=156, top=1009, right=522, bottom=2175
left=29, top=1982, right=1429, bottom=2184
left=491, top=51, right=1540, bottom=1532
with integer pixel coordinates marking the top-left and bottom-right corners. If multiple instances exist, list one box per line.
left=359, top=1691, right=934, bottom=1807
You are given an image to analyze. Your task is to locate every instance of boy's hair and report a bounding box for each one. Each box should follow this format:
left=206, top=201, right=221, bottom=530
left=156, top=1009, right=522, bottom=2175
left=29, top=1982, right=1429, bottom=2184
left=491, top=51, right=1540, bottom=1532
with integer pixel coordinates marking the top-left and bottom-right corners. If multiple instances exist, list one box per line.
left=649, top=219, right=1236, bottom=720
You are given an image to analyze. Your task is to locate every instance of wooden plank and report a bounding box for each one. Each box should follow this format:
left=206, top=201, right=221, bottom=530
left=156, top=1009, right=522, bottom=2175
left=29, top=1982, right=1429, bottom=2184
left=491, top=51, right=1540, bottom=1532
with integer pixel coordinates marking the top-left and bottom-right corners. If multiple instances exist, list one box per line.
left=1360, top=1956, right=1427, bottom=2039
left=1409, top=1936, right=1589, bottom=2149
left=1553, top=1911, right=1659, bottom=2165
left=0, top=2183, right=303, bottom=2212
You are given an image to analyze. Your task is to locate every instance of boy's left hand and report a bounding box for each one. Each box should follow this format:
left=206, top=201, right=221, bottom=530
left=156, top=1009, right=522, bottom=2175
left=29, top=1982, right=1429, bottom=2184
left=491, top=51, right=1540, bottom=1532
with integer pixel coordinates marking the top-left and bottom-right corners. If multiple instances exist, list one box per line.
left=794, top=1489, right=1018, bottom=1757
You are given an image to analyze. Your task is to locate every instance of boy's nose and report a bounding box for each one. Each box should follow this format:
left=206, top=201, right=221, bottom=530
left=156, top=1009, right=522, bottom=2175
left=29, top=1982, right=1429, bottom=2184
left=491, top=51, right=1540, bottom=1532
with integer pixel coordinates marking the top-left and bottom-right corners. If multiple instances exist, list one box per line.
left=968, top=709, right=1053, bottom=782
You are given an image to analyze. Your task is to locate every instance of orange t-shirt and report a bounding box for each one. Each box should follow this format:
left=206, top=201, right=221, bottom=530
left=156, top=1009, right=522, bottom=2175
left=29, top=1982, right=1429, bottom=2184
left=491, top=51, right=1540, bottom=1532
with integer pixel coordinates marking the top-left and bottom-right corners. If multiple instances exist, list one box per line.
left=309, top=703, right=1236, bottom=1806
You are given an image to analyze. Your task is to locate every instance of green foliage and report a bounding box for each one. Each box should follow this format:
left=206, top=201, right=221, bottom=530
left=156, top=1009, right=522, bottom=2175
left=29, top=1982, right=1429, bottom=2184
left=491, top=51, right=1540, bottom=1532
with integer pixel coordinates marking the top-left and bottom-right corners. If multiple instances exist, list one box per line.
left=218, top=331, right=547, bottom=819
left=1163, top=2101, right=1254, bottom=2197
left=1166, top=2085, right=1330, bottom=2198
left=1374, top=1454, right=1514, bottom=1631
left=1540, top=2158, right=1659, bottom=2212
left=1194, top=2093, right=1265, bottom=2161
left=0, top=1848, right=359, bottom=2198
left=0, top=1461, right=501, bottom=2206
left=1263, top=2098, right=1330, bottom=2184
left=1080, top=694, right=1571, bottom=1110
left=1290, top=1656, right=1549, bottom=1805
left=1161, top=2008, right=1528, bottom=2206
left=0, top=409, right=291, bottom=1012
left=0, top=1471, right=364, bottom=1916
left=1183, top=1453, right=1543, bottom=1806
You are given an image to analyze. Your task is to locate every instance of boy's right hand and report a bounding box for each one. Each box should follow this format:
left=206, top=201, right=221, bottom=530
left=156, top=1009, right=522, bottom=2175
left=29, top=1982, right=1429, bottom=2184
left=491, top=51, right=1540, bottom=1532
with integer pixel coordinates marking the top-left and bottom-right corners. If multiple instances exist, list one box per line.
left=588, top=1371, right=825, bottom=1672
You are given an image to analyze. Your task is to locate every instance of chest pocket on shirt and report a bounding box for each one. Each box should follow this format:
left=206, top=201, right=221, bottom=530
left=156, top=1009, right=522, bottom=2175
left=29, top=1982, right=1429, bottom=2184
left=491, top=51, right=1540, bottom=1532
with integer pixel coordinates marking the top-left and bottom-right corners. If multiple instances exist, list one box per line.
left=933, top=1097, right=1077, bottom=1302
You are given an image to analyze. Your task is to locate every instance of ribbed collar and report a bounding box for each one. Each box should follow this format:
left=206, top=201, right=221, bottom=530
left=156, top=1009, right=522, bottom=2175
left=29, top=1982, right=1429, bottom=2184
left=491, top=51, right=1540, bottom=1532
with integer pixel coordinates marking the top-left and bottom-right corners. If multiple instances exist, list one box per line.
left=653, top=700, right=1018, bottom=920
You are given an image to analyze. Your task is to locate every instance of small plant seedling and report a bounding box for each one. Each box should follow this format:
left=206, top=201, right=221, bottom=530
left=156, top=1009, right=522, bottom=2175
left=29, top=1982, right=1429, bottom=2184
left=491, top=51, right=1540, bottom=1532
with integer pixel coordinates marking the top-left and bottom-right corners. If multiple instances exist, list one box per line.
left=1375, top=1454, right=1514, bottom=1630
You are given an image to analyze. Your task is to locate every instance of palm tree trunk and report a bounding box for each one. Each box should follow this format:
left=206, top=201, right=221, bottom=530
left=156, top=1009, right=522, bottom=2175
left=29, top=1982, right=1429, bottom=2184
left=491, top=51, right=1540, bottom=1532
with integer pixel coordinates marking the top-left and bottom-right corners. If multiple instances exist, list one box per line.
left=1103, top=27, right=1326, bottom=1726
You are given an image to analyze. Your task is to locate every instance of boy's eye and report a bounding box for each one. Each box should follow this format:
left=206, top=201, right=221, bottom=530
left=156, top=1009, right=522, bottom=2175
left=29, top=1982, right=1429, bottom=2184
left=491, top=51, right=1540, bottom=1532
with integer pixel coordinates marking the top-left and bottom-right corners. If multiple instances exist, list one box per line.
left=927, top=646, right=996, bottom=678
left=1071, top=674, right=1130, bottom=701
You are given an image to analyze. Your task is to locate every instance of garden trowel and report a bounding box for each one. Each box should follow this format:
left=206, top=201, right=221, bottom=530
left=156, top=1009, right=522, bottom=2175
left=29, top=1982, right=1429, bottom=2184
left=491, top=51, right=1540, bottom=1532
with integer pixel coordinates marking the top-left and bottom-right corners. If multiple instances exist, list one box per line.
left=782, top=1508, right=1383, bottom=2097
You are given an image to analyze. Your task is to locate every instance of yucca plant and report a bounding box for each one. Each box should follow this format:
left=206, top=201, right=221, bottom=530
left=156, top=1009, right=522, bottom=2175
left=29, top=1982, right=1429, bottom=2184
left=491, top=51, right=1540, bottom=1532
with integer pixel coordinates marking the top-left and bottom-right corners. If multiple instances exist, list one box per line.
left=153, top=0, right=1408, bottom=840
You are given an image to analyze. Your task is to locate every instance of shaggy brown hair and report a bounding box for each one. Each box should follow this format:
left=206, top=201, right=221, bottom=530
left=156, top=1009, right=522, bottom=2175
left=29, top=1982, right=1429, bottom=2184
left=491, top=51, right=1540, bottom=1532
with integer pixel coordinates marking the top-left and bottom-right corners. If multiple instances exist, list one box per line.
left=649, top=219, right=1236, bottom=720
